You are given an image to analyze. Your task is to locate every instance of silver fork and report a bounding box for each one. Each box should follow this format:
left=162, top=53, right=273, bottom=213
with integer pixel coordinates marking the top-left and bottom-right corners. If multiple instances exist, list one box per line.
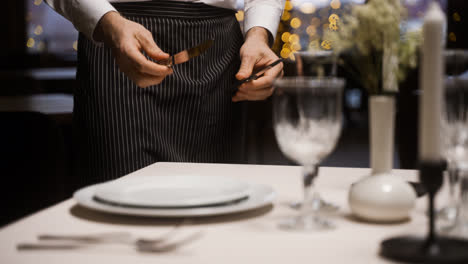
left=37, top=219, right=188, bottom=245
left=17, top=231, right=203, bottom=253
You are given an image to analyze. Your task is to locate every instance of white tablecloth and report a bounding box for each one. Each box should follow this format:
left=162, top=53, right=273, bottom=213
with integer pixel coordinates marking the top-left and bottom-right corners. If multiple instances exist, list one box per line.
left=0, top=162, right=441, bottom=264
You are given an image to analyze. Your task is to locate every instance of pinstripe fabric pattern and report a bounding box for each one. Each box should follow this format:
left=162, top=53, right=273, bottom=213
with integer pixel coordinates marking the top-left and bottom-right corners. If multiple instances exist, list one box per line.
left=74, top=1, right=245, bottom=188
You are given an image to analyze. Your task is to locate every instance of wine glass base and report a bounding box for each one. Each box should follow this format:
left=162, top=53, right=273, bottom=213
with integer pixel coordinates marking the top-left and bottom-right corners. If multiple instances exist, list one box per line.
left=441, top=223, right=468, bottom=239
left=437, top=205, right=457, bottom=221
left=289, top=199, right=339, bottom=212
left=380, top=235, right=468, bottom=263
left=278, top=215, right=335, bottom=231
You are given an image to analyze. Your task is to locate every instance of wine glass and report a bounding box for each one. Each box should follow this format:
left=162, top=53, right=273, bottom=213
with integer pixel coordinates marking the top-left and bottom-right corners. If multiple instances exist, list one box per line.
left=294, top=50, right=338, bottom=78
left=440, top=49, right=468, bottom=234
left=439, top=49, right=468, bottom=229
left=273, top=77, right=344, bottom=230
left=444, top=167, right=468, bottom=238
left=289, top=51, right=341, bottom=213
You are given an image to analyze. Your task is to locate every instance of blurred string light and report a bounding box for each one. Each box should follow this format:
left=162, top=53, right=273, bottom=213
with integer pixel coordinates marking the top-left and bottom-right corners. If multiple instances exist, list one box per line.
left=311, top=17, right=321, bottom=26
left=28, top=0, right=79, bottom=52
left=27, top=38, right=35, bottom=48
left=290, top=17, right=302, bottom=28
left=449, top=32, right=456, bottom=42
left=330, top=0, right=341, bottom=10
left=329, top=13, right=339, bottom=23
left=321, top=39, right=332, bottom=50
left=299, top=3, right=316, bottom=14
left=235, top=10, right=244, bottom=21
left=448, top=11, right=461, bottom=43
left=289, top=33, right=300, bottom=43
left=306, top=25, right=316, bottom=36
left=34, top=25, right=43, bottom=35
left=275, top=0, right=343, bottom=57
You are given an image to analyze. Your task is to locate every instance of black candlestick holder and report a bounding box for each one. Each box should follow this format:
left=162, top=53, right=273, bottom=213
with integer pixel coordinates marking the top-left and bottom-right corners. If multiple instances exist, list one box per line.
left=380, top=161, right=468, bottom=263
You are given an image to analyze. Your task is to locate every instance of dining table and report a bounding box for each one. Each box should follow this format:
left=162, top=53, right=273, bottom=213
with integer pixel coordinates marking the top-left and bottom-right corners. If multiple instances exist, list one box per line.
left=0, top=162, right=447, bottom=263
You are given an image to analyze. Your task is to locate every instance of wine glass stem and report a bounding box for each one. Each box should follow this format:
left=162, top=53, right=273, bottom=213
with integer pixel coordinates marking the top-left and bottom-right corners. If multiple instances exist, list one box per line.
left=455, top=170, right=468, bottom=230
left=448, top=163, right=460, bottom=206
left=301, top=164, right=319, bottom=217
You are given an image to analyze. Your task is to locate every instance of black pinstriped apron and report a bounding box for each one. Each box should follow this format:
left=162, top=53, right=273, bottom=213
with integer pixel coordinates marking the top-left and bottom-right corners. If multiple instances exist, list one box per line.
left=74, top=1, right=245, bottom=188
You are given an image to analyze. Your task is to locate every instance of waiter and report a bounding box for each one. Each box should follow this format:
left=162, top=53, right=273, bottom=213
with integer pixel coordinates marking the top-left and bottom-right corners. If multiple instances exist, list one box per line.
left=45, top=0, right=284, bottom=188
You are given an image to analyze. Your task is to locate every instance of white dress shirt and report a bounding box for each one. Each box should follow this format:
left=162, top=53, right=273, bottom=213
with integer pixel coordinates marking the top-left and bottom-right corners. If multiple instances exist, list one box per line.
left=45, top=0, right=284, bottom=42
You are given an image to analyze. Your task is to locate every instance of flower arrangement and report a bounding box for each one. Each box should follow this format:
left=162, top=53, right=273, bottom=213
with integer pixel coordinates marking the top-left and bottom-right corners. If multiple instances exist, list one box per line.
left=324, top=0, right=421, bottom=95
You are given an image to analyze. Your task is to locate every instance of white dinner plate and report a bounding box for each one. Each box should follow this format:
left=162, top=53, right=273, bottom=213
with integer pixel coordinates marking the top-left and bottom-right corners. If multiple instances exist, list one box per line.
left=93, top=175, right=250, bottom=208
left=73, top=183, right=275, bottom=218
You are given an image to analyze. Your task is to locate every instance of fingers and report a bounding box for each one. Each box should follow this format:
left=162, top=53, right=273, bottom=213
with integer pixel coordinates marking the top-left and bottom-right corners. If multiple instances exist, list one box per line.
left=236, top=55, right=256, bottom=80
left=136, top=30, right=170, bottom=61
left=114, top=43, right=173, bottom=88
left=232, top=87, right=275, bottom=102
left=232, top=59, right=283, bottom=102
left=126, top=71, right=168, bottom=88
left=238, top=75, right=275, bottom=91
left=109, top=19, right=173, bottom=87
left=125, top=45, right=173, bottom=77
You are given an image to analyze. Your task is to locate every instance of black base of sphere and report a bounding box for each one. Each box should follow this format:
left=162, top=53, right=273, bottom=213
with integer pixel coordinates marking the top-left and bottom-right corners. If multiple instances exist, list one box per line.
left=380, top=236, right=468, bottom=264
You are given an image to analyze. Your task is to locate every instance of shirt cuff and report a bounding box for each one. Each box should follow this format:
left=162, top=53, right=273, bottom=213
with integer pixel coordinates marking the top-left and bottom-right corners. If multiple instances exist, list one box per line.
left=69, top=0, right=117, bottom=42
left=244, top=5, right=282, bottom=44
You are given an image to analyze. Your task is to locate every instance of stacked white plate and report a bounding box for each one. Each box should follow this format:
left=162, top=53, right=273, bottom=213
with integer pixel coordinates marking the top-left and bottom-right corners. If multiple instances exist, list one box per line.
left=73, top=175, right=275, bottom=217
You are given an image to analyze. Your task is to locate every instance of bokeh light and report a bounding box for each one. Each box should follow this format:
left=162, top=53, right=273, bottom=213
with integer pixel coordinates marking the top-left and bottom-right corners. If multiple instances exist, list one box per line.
left=330, top=0, right=341, bottom=10
left=275, top=0, right=345, bottom=54
left=329, top=14, right=339, bottom=23
left=321, top=40, right=332, bottom=50
left=306, top=26, right=316, bottom=36
left=449, top=32, right=457, bottom=42
left=284, top=1, right=293, bottom=11
left=280, top=48, right=292, bottom=59
left=299, top=3, right=316, bottom=14
left=235, top=11, right=244, bottom=21
left=291, top=42, right=301, bottom=51
left=27, top=38, right=35, bottom=48
left=281, top=32, right=291, bottom=42
left=311, top=17, right=321, bottom=27
left=281, top=11, right=291, bottom=21
left=290, top=18, right=302, bottom=29
left=34, top=25, right=43, bottom=35
left=289, top=34, right=300, bottom=43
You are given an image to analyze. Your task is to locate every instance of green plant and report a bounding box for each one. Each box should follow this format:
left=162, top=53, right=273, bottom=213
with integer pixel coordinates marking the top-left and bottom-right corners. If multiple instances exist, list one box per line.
left=325, top=0, right=421, bottom=95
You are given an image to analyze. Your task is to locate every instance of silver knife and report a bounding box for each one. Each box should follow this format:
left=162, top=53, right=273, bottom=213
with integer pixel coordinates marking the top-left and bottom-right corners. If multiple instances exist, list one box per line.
left=157, top=39, right=214, bottom=67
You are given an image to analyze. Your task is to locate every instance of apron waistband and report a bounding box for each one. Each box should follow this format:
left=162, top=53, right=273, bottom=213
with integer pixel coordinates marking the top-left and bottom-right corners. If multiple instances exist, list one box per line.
left=112, top=0, right=236, bottom=19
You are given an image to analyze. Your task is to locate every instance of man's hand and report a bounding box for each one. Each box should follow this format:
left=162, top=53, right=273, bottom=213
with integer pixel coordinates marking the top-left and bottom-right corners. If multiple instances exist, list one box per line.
left=94, top=12, right=173, bottom=88
left=233, top=27, right=283, bottom=102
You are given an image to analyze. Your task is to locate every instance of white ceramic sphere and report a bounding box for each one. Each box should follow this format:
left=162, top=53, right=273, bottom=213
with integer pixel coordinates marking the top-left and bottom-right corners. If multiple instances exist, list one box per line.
left=348, top=173, right=417, bottom=222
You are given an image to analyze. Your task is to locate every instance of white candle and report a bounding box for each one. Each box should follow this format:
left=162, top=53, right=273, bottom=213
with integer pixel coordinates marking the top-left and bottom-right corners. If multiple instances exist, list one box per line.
left=419, top=2, right=446, bottom=161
